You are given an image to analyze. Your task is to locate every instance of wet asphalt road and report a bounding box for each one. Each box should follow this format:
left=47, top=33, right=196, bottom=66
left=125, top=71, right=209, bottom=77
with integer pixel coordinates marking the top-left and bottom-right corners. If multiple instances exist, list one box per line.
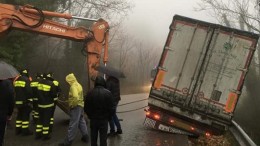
left=4, top=93, right=189, bottom=146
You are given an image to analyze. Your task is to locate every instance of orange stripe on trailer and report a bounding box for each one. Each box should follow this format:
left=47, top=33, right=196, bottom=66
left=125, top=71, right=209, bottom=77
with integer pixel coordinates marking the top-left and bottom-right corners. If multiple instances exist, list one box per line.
left=225, top=92, right=238, bottom=113
left=153, top=70, right=166, bottom=89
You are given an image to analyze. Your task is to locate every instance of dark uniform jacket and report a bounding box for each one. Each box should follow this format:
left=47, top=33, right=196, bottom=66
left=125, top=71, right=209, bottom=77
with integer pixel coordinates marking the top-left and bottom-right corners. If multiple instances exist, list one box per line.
left=37, top=79, right=56, bottom=107
left=30, top=78, right=41, bottom=109
left=0, top=79, right=15, bottom=118
left=14, top=75, right=32, bottom=107
left=106, top=76, right=121, bottom=105
left=84, top=76, right=114, bottom=120
left=47, top=77, right=61, bottom=103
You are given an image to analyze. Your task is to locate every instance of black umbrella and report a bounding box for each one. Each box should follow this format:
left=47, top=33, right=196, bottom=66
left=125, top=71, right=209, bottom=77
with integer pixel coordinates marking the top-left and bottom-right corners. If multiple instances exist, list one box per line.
left=0, top=60, right=19, bottom=80
left=95, top=64, right=126, bottom=78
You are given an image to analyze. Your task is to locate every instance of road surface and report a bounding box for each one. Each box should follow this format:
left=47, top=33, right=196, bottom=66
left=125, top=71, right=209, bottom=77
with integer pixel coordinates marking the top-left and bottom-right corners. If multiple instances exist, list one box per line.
left=4, top=93, right=189, bottom=146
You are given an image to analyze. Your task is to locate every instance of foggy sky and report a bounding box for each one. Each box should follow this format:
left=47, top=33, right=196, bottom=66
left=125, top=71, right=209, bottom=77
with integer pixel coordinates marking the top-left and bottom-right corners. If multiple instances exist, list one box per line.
left=123, top=0, right=216, bottom=47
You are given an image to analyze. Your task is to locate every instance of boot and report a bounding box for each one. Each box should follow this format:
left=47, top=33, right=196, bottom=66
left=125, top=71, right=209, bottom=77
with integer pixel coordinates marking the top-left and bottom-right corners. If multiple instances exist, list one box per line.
left=107, top=130, right=116, bottom=137
left=22, top=129, right=33, bottom=136
left=58, top=141, right=72, bottom=146
left=58, top=143, right=71, bottom=146
left=34, top=133, right=42, bottom=140
left=49, top=125, right=53, bottom=133
left=81, top=134, right=89, bottom=143
left=15, top=128, right=22, bottom=135
left=42, top=135, right=51, bottom=140
left=116, top=129, right=122, bottom=134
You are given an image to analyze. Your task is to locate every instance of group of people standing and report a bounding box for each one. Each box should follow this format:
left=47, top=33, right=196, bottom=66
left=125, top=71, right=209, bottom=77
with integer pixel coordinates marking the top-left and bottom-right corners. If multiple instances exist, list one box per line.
left=14, top=69, right=61, bottom=140
left=60, top=74, right=123, bottom=146
left=0, top=68, right=61, bottom=146
left=0, top=68, right=123, bottom=146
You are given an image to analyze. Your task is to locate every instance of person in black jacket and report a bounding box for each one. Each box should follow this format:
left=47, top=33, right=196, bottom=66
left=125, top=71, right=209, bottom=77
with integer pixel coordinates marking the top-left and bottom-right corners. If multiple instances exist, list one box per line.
left=84, top=76, right=114, bottom=146
left=36, top=73, right=56, bottom=140
left=106, top=76, right=122, bottom=136
left=0, top=79, right=15, bottom=146
left=14, top=69, right=33, bottom=136
left=46, top=72, right=61, bottom=133
left=30, top=73, right=42, bottom=124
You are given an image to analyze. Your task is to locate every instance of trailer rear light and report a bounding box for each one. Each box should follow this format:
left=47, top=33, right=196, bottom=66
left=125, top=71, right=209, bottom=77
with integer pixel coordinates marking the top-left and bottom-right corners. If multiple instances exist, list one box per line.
left=191, top=127, right=195, bottom=131
left=146, top=111, right=151, bottom=116
left=154, top=114, right=160, bottom=120
left=205, top=132, right=211, bottom=137
left=169, top=119, right=175, bottom=123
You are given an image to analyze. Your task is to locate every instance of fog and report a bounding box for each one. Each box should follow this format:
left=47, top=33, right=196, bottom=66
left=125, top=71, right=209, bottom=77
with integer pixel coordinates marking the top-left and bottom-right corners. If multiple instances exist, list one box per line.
left=122, top=0, right=260, bottom=144
left=124, top=0, right=216, bottom=46
left=1, top=0, right=259, bottom=144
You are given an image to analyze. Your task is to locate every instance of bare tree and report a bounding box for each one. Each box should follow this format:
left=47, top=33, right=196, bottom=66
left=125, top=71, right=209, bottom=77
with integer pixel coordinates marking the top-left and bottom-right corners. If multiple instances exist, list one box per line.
left=106, top=24, right=161, bottom=93
left=56, top=0, right=134, bottom=28
left=109, top=27, right=135, bottom=73
left=197, top=0, right=260, bottom=32
left=132, top=42, right=160, bottom=86
left=24, top=0, right=133, bottom=68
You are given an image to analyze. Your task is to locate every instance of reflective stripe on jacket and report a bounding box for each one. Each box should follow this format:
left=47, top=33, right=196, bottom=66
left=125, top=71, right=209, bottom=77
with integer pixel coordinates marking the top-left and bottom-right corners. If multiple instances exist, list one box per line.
left=30, top=79, right=41, bottom=108
left=14, top=75, right=32, bottom=105
left=37, top=79, right=55, bottom=108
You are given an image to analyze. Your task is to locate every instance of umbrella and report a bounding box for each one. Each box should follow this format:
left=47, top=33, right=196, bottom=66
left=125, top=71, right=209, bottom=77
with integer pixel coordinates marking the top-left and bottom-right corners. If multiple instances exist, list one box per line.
left=95, top=64, right=126, bottom=78
left=0, top=60, right=19, bottom=80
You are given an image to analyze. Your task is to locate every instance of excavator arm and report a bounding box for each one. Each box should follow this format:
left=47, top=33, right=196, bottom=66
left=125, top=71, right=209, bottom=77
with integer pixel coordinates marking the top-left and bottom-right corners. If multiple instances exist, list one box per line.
left=0, top=3, right=109, bottom=82
left=0, top=3, right=110, bottom=114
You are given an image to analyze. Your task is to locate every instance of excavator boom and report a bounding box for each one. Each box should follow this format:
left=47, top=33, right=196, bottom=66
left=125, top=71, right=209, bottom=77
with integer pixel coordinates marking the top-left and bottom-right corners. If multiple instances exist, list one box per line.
left=0, top=3, right=110, bottom=114
left=0, top=3, right=109, bottom=77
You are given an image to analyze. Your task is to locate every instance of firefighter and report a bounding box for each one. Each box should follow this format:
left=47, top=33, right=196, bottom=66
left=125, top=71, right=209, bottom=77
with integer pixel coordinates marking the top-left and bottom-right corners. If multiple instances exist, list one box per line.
left=36, top=73, right=56, bottom=140
left=14, top=69, right=33, bottom=136
left=30, top=73, right=42, bottom=123
left=46, top=72, right=61, bottom=132
left=30, top=73, right=43, bottom=139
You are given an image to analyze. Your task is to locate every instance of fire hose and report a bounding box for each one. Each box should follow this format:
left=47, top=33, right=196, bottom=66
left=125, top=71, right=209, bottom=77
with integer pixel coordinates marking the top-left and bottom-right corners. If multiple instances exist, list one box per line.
left=57, top=98, right=149, bottom=114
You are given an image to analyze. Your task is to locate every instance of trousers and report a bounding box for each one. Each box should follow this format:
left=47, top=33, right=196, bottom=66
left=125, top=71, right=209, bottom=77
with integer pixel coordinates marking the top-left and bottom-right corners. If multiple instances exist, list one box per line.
left=109, top=104, right=121, bottom=132
left=0, top=117, right=7, bottom=146
left=63, top=106, right=88, bottom=145
left=38, top=107, right=53, bottom=138
left=16, top=106, right=31, bottom=133
left=109, top=114, right=121, bottom=132
left=90, top=119, right=108, bottom=146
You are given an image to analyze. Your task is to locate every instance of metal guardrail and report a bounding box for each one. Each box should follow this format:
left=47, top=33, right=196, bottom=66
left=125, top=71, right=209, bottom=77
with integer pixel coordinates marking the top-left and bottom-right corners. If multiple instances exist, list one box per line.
left=229, top=120, right=257, bottom=146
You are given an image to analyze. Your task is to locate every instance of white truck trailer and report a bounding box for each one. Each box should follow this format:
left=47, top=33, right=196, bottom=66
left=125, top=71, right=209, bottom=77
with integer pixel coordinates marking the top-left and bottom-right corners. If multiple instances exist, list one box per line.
left=144, top=15, right=259, bottom=137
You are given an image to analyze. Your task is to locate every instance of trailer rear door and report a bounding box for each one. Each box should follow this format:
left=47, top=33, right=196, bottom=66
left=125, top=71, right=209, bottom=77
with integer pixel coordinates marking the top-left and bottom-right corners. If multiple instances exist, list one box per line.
left=154, top=15, right=258, bottom=118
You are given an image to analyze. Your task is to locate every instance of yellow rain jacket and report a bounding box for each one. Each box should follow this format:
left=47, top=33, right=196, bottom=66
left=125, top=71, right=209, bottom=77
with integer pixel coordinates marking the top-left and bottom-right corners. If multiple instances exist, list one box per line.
left=65, top=73, right=84, bottom=108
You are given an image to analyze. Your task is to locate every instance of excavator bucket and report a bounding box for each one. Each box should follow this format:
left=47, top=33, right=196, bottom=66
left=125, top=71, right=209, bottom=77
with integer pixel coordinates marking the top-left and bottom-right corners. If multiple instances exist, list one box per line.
left=57, top=97, right=70, bottom=115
